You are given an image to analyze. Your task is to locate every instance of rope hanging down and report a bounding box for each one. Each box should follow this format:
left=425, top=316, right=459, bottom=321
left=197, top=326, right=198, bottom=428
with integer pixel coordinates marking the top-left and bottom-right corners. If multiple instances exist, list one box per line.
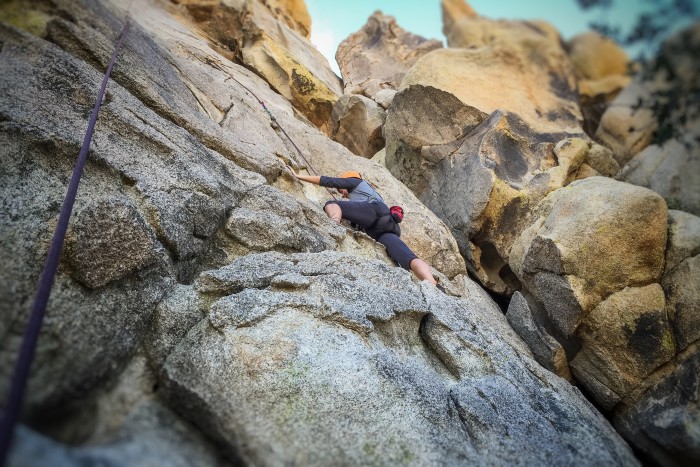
left=0, top=18, right=131, bottom=467
left=206, top=59, right=337, bottom=200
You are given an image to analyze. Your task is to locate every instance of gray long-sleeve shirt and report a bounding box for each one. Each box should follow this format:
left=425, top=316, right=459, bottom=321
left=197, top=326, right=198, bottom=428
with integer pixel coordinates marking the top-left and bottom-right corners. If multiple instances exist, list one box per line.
left=319, top=176, right=385, bottom=204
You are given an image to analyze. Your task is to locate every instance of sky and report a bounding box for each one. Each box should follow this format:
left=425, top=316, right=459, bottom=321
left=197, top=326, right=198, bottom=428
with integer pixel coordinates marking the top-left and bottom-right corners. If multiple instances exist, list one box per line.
left=306, top=0, right=697, bottom=75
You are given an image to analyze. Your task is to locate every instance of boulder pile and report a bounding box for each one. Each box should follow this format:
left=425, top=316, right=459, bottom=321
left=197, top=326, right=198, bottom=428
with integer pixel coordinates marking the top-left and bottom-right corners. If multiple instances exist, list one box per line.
left=0, top=0, right=697, bottom=465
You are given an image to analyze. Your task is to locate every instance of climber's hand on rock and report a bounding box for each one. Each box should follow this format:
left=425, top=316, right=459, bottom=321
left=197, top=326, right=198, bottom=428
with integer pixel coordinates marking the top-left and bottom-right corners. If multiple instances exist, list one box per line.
left=285, top=164, right=298, bottom=179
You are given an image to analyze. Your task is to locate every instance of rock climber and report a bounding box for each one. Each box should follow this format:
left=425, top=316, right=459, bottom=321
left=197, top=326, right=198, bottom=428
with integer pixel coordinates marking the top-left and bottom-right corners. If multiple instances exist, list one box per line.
left=286, top=166, right=444, bottom=291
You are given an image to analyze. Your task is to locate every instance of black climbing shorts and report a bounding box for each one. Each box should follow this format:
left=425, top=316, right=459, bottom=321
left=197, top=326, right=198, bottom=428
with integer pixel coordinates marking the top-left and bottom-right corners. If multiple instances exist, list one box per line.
left=325, top=200, right=378, bottom=230
left=326, top=200, right=418, bottom=270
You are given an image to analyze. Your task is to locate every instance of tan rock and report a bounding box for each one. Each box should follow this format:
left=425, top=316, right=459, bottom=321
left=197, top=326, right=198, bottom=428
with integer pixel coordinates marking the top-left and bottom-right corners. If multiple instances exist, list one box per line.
left=177, top=0, right=341, bottom=133
left=567, top=32, right=630, bottom=81
left=336, top=11, right=442, bottom=100
left=578, top=74, right=631, bottom=137
left=665, top=210, right=700, bottom=274
left=662, top=210, right=700, bottom=352
left=442, top=0, right=560, bottom=47
left=663, top=256, right=700, bottom=352
left=331, top=94, right=386, bottom=158
left=441, top=0, right=477, bottom=37
left=512, top=177, right=668, bottom=336
left=578, top=75, right=631, bottom=97
left=259, top=0, right=311, bottom=38
left=403, top=23, right=581, bottom=135
left=586, top=143, right=620, bottom=177
left=384, top=83, right=592, bottom=293
left=595, top=76, right=658, bottom=162
left=565, top=163, right=600, bottom=184
left=570, top=284, right=675, bottom=410
left=619, top=139, right=700, bottom=216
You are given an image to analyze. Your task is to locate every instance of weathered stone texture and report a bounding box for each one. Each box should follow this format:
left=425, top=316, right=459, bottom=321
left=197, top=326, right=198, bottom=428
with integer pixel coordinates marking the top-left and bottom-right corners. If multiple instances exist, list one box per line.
left=331, top=94, right=386, bottom=158
left=336, top=11, right=442, bottom=100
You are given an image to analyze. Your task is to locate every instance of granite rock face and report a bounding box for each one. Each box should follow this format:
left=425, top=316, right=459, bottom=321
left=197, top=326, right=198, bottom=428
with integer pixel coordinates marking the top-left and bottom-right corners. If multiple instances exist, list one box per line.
left=8, top=401, right=222, bottom=467
left=330, top=94, right=386, bottom=158
left=506, top=292, right=571, bottom=380
left=175, top=0, right=342, bottom=134
left=416, top=0, right=582, bottom=135
left=163, top=251, right=638, bottom=466
left=566, top=32, right=631, bottom=137
left=0, top=0, right=462, bottom=429
left=1, top=0, right=696, bottom=465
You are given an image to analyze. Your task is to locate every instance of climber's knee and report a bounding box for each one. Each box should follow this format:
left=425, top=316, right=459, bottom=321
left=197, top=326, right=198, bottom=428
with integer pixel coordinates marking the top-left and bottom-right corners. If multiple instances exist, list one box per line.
left=324, top=201, right=342, bottom=223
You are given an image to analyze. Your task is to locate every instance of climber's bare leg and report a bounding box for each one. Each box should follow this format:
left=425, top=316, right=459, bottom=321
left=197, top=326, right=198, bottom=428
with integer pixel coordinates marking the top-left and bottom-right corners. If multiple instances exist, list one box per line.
left=324, top=203, right=342, bottom=223
left=409, top=258, right=437, bottom=285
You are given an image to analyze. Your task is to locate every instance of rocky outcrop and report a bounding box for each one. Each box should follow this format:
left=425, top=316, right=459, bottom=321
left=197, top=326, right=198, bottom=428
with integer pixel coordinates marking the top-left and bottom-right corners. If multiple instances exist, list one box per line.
left=336, top=11, right=442, bottom=101
left=0, top=0, right=462, bottom=426
left=330, top=94, right=386, bottom=158
left=566, top=32, right=631, bottom=137
left=384, top=84, right=591, bottom=293
left=510, top=177, right=668, bottom=336
left=258, top=0, right=312, bottom=38
left=161, top=251, right=638, bottom=466
left=428, top=0, right=582, bottom=135
left=508, top=177, right=700, bottom=466
left=568, top=32, right=630, bottom=81
left=1, top=0, right=697, bottom=465
left=175, top=0, right=341, bottom=133
left=619, top=138, right=700, bottom=216
left=597, top=23, right=699, bottom=167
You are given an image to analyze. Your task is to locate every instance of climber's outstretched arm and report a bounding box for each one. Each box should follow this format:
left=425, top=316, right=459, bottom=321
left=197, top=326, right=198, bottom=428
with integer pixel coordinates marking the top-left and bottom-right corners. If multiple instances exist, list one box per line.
left=286, top=165, right=320, bottom=185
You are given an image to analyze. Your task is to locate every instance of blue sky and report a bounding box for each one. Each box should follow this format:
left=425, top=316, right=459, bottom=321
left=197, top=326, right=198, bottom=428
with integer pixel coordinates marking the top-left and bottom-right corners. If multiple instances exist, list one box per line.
left=306, top=0, right=696, bottom=75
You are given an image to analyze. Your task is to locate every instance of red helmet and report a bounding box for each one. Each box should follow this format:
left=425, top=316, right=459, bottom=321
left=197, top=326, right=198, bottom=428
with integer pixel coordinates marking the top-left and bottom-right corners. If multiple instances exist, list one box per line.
left=390, top=205, right=404, bottom=222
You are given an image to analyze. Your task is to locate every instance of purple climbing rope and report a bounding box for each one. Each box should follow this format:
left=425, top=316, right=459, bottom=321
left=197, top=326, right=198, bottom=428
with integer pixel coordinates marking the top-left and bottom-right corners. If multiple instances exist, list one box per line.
left=0, top=18, right=131, bottom=466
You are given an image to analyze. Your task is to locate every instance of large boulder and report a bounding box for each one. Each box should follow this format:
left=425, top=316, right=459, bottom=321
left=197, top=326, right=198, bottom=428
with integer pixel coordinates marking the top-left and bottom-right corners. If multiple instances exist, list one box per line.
left=566, top=32, right=631, bottom=137
left=8, top=401, right=222, bottom=467
left=510, top=177, right=668, bottom=337
left=330, top=94, right=386, bottom=158
left=385, top=84, right=591, bottom=293
left=162, top=251, right=639, bottom=466
left=567, top=32, right=630, bottom=81
left=413, top=0, right=582, bottom=135
left=619, top=138, right=700, bottom=216
left=174, top=0, right=342, bottom=133
left=596, top=23, right=700, bottom=166
left=336, top=11, right=441, bottom=101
